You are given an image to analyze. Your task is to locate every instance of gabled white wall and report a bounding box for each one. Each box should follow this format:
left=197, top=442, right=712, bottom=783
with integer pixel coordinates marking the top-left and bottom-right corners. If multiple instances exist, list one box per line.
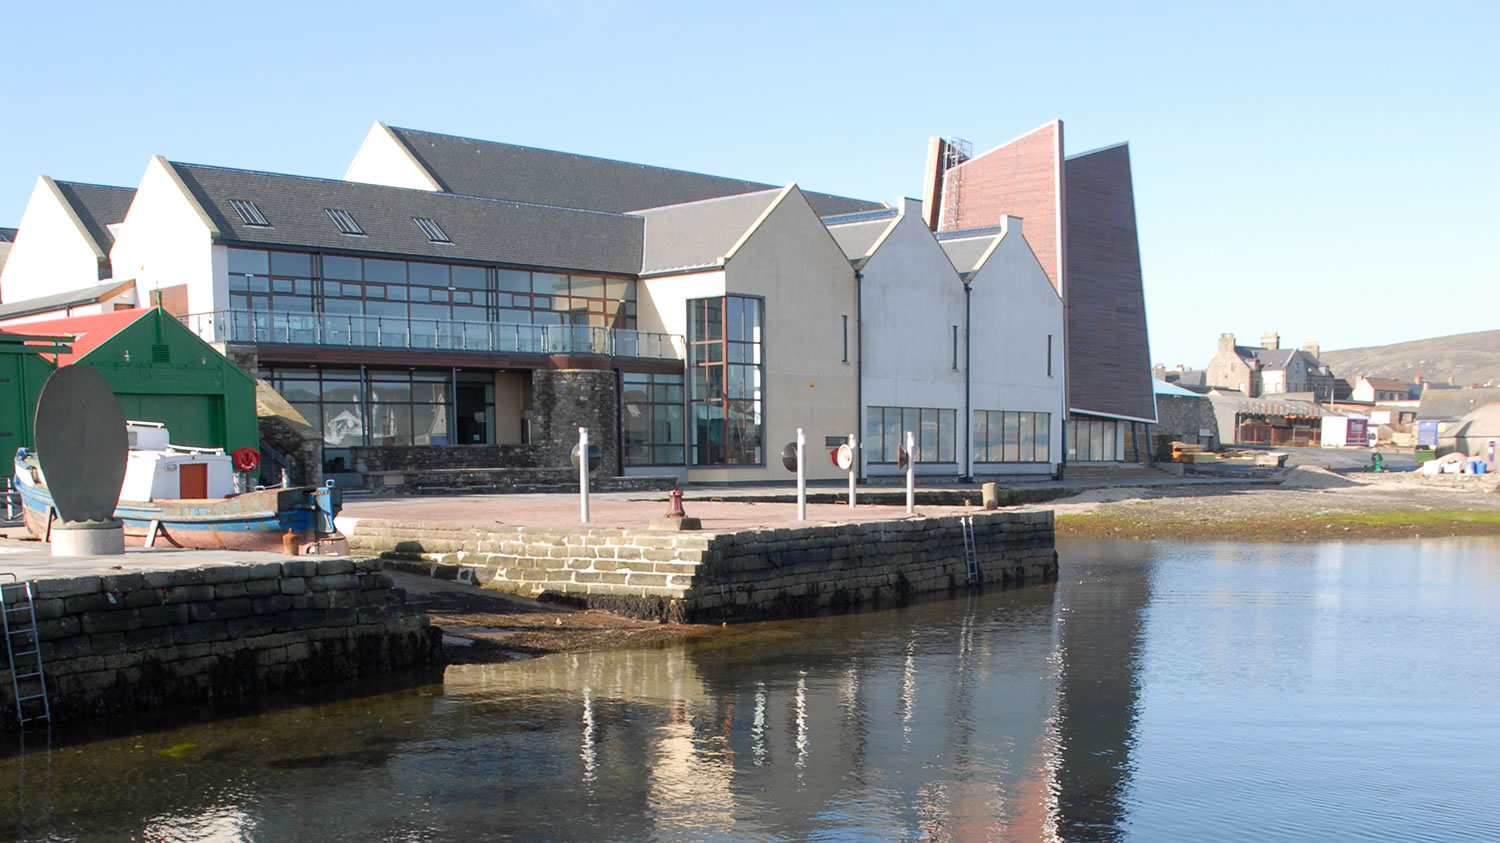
left=638, top=270, right=726, bottom=338
left=687, top=186, right=858, bottom=484
left=967, top=217, right=1066, bottom=476
left=111, top=157, right=221, bottom=320
left=344, top=122, right=443, bottom=191
left=856, top=205, right=967, bottom=476
left=0, top=177, right=106, bottom=302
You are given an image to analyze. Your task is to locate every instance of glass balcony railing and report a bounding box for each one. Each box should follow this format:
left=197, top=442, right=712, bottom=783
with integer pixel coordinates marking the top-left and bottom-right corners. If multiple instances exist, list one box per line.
left=181, top=310, right=686, bottom=361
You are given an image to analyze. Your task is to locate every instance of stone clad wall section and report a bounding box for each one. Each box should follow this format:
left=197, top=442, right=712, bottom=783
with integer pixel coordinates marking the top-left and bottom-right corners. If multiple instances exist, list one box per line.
left=691, top=512, right=1056, bottom=622
left=2, top=558, right=440, bottom=727
left=361, top=511, right=1056, bottom=623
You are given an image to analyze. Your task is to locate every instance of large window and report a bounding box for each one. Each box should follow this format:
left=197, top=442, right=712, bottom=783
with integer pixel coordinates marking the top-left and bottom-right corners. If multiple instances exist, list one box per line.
left=865, top=407, right=957, bottom=464
left=1066, top=418, right=1118, bottom=462
left=623, top=373, right=685, bottom=466
left=688, top=296, right=763, bottom=466
left=974, top=410, right=1052, bottom=463
left=228, top=247, right=635, bottom=330
left=262, top=366, right=500, bottom=472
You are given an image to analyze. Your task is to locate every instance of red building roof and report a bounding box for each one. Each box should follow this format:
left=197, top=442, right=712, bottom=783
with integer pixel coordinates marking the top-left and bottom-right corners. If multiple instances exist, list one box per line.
left=15, top=308, right=152, bottom=365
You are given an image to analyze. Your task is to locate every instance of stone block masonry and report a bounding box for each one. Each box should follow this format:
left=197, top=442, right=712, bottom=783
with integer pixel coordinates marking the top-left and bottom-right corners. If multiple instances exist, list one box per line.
left=1, top=557, right=441, bottom=728
left=353, top=511, right=1057, bottom=623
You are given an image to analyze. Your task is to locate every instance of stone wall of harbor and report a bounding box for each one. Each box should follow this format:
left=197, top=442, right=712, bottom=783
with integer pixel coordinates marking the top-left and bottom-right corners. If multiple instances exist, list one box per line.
left=1, top=557, right=441, bottom=727
left=354, top=511, right=1057, bottom=623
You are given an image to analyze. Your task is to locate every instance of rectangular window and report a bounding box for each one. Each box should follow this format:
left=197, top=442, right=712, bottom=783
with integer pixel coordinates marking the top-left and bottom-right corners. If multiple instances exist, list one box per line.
left=229, top=199, right=269, bottom=227
left=974, top=410, right=1052, bottom=464
left=326, top=209, right=364, bottom=236
left=688, top=295, right=764, bottom=466
left=867, top=406, right=956, bottom=464
left=413, top=217, right=451, bottom=243
left=622, top=372, right=685, bottom=466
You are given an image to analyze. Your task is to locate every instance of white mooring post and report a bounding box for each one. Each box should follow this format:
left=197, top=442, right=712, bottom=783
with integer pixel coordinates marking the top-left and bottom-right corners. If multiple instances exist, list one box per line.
left=847, top=433, right=857, bottom=508
left=579, top=426, right=590, bottom=524
left=905, top=430, right=916, bottom=515
left=796, top=427, right=807, bottom=522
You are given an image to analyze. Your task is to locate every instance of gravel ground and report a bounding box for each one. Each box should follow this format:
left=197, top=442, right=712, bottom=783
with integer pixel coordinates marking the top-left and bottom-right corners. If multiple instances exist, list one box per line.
left=1034, top=468, right=1500, bottom=541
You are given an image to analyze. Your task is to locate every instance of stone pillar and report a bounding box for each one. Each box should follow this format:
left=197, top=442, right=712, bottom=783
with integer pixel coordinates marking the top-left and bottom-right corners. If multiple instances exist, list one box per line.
left=531, top=369, right=620, bottom=476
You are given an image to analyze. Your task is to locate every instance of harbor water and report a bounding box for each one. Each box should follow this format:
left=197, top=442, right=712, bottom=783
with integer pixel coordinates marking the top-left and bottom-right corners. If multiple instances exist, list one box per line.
left=4, top=537, right=1499, bottom=841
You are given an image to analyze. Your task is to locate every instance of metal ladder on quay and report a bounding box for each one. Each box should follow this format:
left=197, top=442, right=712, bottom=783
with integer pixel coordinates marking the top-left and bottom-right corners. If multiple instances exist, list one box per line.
left=960, top=516, right=980, bottom=585
left=2, top=574, right=52, bottom=728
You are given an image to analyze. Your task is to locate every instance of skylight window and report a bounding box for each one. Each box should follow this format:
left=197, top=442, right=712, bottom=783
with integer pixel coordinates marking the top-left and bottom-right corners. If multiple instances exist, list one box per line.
left=326, top=208, right=365, bottom=236
left=229, top=199, right=269, bottom=227
left=413, top=217, right=451, bottom=243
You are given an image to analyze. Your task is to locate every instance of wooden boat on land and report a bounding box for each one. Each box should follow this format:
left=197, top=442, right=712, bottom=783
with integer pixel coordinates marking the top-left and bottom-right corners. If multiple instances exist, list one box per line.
left=13, top=422, right=346, bottom=554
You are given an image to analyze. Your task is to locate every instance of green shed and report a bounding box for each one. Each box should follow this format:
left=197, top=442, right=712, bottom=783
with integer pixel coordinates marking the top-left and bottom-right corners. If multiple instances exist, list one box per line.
left=0, top=329, right=65, bottom=479
left=15, top=307, right=257, bottom=457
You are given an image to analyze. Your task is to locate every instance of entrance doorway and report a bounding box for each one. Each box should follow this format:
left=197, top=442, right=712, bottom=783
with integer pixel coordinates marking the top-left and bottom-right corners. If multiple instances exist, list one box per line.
left=456, top=373, right=495, bottom=444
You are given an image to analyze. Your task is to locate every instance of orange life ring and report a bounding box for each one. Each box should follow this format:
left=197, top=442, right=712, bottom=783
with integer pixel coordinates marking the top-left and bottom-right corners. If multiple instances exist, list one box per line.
left=232, top=447, right=260, bottom=473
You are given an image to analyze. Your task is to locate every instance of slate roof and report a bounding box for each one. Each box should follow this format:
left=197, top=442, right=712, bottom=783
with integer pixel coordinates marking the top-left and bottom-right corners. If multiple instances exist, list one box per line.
left=53, top=182, right=135, bottom=253
left=1417, top=387, right=1500, bottom=420
left=170, top=162, right=644, bottom=277
left=387, top=126, right=883, bottom=218
left=0, top=279, right=137, bottom=321
left=633, top=189, right=782, bottom=275
left=825, top=216, right=898, bottom=265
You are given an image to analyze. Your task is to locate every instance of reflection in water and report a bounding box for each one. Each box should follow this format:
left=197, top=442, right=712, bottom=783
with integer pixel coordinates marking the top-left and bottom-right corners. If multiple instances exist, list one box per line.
left=4, top=537, right=1500, bottom=841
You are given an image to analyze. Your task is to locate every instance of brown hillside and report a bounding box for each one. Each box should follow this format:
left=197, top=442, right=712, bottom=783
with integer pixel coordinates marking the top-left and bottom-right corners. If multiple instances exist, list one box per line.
left=1320, top=330, right=1500, bottom=386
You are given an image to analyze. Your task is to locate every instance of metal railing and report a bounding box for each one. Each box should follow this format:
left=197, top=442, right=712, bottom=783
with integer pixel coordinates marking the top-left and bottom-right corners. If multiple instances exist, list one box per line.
left=180, top=310, right=686, bottom=361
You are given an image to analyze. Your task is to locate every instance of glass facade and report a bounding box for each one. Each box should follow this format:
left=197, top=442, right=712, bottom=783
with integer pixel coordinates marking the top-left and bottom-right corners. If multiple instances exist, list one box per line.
left=688, top=296, right=764, bottom=466
left=261, top=366, right=497, bottom=470
left=228, top=247, right=636, bottom=340
left=622, top=373, right=685, bottom=466
left=1065, top=418, right=1118, bottom=462
left=973, top=410, right=1052, bottom=463
left=865, top=407, right=957, bottom=464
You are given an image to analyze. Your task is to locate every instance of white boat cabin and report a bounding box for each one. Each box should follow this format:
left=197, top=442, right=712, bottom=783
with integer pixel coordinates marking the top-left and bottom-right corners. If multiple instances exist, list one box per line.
left=121, top=422, right=235, bottom=502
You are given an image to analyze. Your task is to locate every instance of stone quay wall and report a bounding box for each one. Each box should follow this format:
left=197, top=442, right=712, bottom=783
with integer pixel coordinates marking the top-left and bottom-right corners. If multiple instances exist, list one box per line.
left=1, top=558, right=441, bottom=727
left=353, top=511, right=1057, bottom=623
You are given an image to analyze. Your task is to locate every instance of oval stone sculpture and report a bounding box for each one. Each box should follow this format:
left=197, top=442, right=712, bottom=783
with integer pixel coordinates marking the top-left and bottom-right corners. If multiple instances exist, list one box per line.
left=34, top=365, right=129, bottom=523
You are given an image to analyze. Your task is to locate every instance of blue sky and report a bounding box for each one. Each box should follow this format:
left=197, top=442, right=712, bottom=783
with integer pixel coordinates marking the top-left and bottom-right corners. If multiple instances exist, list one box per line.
left=4, top=0, right=1495, bottom=368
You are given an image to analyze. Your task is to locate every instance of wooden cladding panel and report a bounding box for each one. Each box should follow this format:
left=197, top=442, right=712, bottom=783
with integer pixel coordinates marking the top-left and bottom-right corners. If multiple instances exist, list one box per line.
left=1064, top=145, right=1155, bottom=422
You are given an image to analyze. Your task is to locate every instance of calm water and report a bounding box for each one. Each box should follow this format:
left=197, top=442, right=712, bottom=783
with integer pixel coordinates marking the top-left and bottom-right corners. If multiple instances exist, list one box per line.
left=4, top=538, right=1500, bottom=841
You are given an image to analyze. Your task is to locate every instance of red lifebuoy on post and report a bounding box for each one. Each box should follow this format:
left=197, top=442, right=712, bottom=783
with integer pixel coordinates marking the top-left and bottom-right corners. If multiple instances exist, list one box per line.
left=232, top=447, right=260, bottom=473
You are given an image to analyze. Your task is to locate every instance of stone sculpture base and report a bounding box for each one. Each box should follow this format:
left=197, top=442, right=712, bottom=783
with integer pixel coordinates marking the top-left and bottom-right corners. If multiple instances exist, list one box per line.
left=51, top=519, right=126, bottom=557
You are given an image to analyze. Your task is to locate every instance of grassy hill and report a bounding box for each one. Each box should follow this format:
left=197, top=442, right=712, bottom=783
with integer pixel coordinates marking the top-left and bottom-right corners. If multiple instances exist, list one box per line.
left=1320, top=329, right=1500, bottom=387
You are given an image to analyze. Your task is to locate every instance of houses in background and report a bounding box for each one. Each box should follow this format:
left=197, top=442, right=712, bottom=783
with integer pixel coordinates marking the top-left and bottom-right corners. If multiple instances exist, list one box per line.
left=1, top=121, right=1156, bottom=487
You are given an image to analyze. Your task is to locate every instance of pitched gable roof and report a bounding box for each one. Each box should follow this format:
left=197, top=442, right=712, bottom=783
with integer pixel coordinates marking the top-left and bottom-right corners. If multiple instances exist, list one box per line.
left=16, top=308, right=151, bottom=365
left=53, top=181, right=135, bottom=254
left=169, top=162, right=644, bottom=276
left=824, top=211, right=899, bottom=266
left=386, top=126, right=883, bottom=218
left=633, top=188, right=784, bottom=275
left=936, top=227, right=1004, bottom=279
left=1362, top=376, right=1408, bottom=392
left=1416, top=387, right=1500, bottom=420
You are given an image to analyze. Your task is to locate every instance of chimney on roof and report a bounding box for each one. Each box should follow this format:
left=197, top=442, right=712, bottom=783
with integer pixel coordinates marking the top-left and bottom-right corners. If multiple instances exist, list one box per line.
left=1218, top=333, right=1236, bottom=355
left=1301, top=342, right=1319, bottom=359
left=1261, top=331, right=1280, bottom=350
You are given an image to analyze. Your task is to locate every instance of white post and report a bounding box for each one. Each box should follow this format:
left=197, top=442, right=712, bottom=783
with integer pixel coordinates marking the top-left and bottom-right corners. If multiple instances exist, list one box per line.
left=796, top=427, right=807, bottom=522
left=579, top=426, right=590, bottom=524
left=847, top=433, right=857, bottom=508
left=905, top=430, right=916, bottom=515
